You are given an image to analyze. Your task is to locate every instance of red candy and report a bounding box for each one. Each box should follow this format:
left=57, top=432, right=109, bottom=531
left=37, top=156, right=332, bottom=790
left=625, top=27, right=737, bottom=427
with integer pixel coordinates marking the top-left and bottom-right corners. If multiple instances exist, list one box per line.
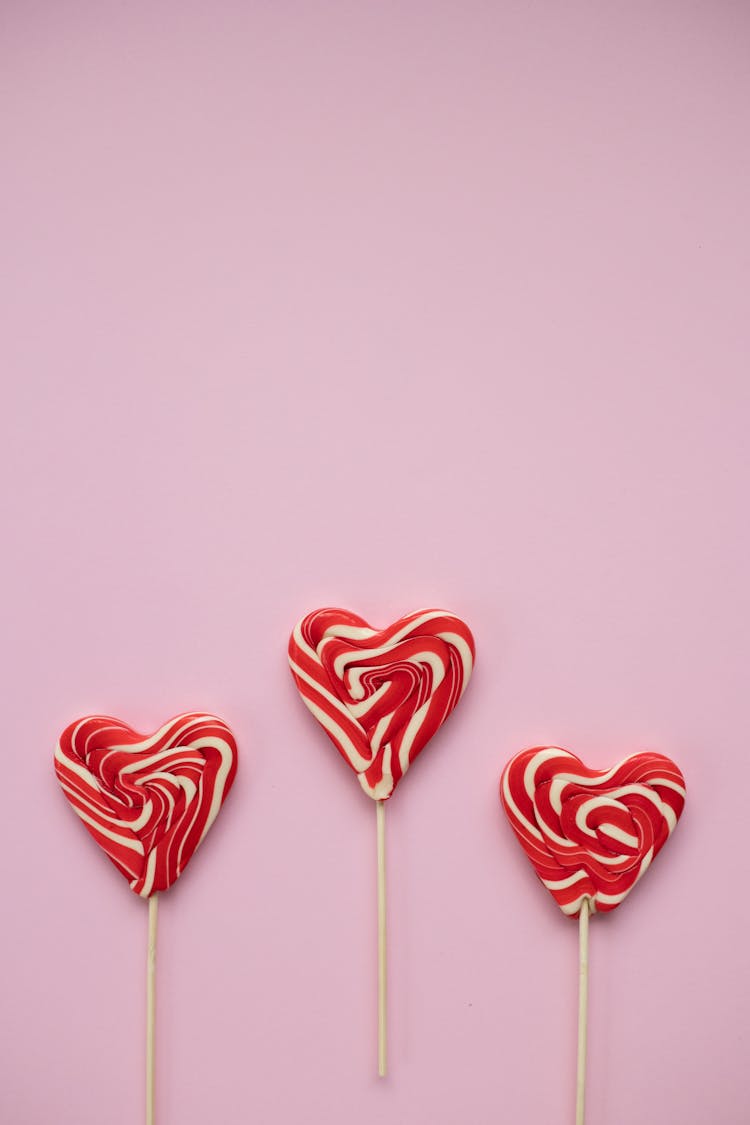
left=55, top=713, right=238, bottom=896
left=289, top=608, right=475, bottom=799
left=500, top=747, right=685, bottom=916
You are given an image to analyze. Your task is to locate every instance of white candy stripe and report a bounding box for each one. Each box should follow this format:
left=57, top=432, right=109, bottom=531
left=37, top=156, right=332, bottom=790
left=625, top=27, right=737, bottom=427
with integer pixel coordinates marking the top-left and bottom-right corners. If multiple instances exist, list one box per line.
left=596, top=849, right=654, bottom=903
left=108, top=715, right=206, bottom=756
left=55, top=740, right=103, bottom=789
left=649, top=777, right=687, bottom=797
left=435, top=631, right=474, bottom=695
left=192, top=736, right=235, bottom=846
left=321, top=624, right=378, bottom=642
left=143, top=772, right=197, bottom=804
left=543, top=870, right=589, bottom=891
left=502, top=765, right=544, bottom=843
left=60, top=778, right=155, bottom=833
left=139, top=849, right=158, bottom=898
left=596, top=822, right=640, bottom=849
left=347, top=679, right=392, bottom=714
left=289, top=656, right=367, bottom=729
left=599, top=784, right=679, bottom=832
left=334, top=646, right=447, bottom=696
left=524, top=748, right=576, bottom=801
left=359, top=744, right=394, bottom=800
left=292, top=620, right=323, bottom=663
left=560, top=893, right=595, bottom=917
left=327, top=610, right=454, bottom=650
left=297, top=696, right=370, bottom=773
left=398, top=693, right=441, bottom=774
left=69, top=804, right=145, bottom=854
left=370, top=714, right=390, bottom=754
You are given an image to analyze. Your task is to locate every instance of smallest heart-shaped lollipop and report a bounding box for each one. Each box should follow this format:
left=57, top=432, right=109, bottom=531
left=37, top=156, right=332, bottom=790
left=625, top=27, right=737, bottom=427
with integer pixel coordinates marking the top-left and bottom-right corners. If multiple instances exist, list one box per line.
left=289, top=606, right=475, bottom=800
left=55, top=712, right=238, bottom=897
left=500, top=747, right=685, bottom=916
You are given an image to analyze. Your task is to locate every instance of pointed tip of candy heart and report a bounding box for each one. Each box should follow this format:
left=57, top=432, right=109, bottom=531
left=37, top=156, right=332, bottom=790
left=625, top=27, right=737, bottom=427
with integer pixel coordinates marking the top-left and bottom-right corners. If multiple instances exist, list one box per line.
left=499, top=746, right=685, bottom=918
left=55, top=712, right=238, bottom=896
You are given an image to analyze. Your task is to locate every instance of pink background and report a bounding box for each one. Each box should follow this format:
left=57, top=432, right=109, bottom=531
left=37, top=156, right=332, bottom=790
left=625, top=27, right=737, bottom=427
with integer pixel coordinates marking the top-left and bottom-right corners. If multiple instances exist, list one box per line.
left=2, top=3, right=749, bottom=1123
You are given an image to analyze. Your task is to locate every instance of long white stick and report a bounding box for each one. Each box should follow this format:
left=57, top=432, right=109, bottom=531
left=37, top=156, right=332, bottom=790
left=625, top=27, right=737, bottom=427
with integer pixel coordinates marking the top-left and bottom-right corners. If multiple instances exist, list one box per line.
left=376, top=799, right=387, bottom=1078
left=146, top=893, right=159, bottom=1125
left=576, top=897, right=590, bottom=1125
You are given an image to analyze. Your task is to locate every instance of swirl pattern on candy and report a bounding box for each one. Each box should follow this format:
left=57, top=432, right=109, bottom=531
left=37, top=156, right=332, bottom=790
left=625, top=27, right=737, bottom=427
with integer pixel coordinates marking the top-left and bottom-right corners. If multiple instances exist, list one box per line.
left=289, top=607, right=475, bottom=800
left=55, top=713, right=237, bottom=897
left=500, top=747, right=685, bottom=917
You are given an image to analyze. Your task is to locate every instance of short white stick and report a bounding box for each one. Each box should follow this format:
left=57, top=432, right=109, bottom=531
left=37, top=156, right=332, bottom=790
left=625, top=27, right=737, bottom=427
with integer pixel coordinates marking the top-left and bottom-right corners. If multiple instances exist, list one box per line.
left=576, top=896, right=590, bottom=1125
left=376, top=799, right=387, bottom=1078
left=146, top=893, right=158, bottom=1125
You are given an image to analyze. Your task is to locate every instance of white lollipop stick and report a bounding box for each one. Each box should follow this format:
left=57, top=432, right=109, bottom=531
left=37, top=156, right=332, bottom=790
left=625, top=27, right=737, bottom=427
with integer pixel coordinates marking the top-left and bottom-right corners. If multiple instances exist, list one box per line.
left=376, top=800, right=387, bottom=1077
left=146, top=893, right=158, bottom=1125
left=576, top=896, right=590, bottom=1125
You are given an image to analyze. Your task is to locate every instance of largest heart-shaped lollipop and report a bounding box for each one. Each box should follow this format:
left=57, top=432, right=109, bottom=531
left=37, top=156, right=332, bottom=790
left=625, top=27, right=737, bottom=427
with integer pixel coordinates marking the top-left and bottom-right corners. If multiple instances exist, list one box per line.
left=289, top=607, right=475, bottom=799
left=500, top=747, right=685, bottom=916
left=55, top=713, right=238, bottom=896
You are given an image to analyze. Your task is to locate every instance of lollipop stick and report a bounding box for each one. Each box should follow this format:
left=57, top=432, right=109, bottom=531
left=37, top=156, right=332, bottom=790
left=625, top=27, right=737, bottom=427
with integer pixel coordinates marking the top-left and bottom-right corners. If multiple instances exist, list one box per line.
left=146, top=893, right=159, bottom=1125
left=576, top=896, right=590, bottom=1125
left=376, top=799, right=387, bottom=1078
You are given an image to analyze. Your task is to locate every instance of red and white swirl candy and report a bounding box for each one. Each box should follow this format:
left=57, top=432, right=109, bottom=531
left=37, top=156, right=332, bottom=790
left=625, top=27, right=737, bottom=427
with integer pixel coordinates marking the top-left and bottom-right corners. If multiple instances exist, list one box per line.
left=55, top=713, right=238, bottom=897
left=289, top=607, right=475, bottom=799
left=500, top=747, right=685, bottom=916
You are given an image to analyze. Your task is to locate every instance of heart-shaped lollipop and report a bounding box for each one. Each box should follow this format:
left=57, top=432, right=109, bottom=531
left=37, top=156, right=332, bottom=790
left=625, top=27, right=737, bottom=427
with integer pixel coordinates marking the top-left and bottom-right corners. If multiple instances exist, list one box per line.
left=500, top=746, right=685, bottom=916
left=500, top=746, right=686, bottom=1123
left=289, top=605, right=475, bottom=1076
left=288, top=607, right=475, bottom=800
left=55, top=713, right=238, bottom=897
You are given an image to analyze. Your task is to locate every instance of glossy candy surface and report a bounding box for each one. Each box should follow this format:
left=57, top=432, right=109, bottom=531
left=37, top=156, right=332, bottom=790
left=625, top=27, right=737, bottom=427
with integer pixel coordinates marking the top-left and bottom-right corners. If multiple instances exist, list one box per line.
left=55, top=713, right=238, bottom=896
left=500, top=747, right=685, bottom=916
left=289, top=608, right=475, bottom=800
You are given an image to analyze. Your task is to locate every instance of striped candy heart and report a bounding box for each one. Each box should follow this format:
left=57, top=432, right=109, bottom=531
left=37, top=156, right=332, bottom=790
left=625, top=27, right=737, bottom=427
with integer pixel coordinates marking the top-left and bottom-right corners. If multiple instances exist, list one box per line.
left=500, top=747, right=685, bottom=917
left=289, top=607, right=475, bottom=800
left=55, top=713, right=238, bottom=897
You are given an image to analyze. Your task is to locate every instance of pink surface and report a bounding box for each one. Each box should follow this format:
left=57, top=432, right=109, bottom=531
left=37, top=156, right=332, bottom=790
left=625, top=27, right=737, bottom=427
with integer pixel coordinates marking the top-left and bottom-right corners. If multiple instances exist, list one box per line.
left=2, top=3, right=749, bottom=1123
